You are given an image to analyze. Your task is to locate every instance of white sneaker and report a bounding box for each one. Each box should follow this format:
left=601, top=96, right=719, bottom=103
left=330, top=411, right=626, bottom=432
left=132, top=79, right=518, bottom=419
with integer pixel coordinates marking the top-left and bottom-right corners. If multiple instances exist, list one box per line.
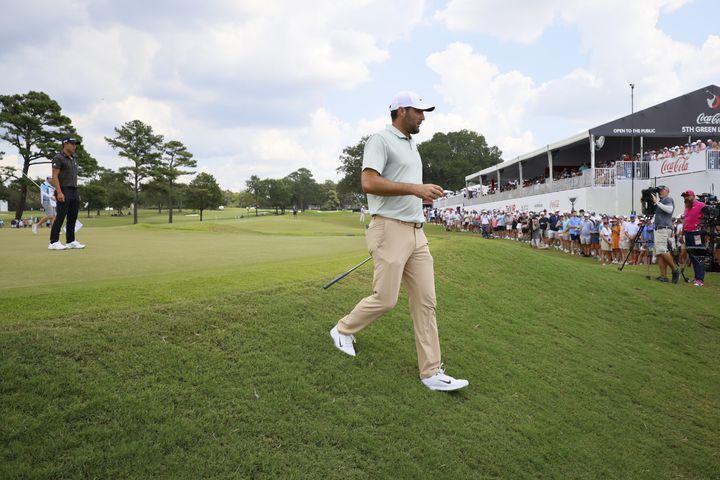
left=66, top=241, right=86, bottom=249
left=330, top=326, right=356, bottom=357
left=48, top=242, right=67, bottom=250
left=32, top=223, right=38, bottom=234
left=421, top=367, right=469, bottom=392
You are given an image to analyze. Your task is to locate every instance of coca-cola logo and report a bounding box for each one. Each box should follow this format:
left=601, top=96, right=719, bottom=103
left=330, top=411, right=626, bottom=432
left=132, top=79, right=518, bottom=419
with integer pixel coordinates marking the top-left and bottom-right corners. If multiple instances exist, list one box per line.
left=660, top=156, right=689, bottom=174
left=696, top=113, right=720, bottom=124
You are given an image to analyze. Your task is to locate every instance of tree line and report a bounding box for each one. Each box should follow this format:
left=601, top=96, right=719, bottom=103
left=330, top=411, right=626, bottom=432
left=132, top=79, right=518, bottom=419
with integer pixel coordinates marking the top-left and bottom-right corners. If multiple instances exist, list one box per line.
left=1, top=91, right=503, bottom=222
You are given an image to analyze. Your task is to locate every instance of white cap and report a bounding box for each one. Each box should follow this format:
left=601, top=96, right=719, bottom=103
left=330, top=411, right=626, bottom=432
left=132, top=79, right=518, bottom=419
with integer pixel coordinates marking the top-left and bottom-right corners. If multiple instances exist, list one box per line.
left=389, top=91, right=435, bottom=112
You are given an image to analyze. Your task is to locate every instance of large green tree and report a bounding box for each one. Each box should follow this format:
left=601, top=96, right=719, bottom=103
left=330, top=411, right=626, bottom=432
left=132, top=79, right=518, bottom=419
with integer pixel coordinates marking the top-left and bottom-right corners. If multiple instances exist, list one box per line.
left=222, top=189, right=238, bottom=208
left=79, top=181, right=108, bottom=217
left=0, top=91, right=98, bottom=220
left=336, top=130, right=503, bottom=197
left=245, top=175, right=268, bottom=215
left=139, top=178, right=168, bottom=213
left=320, top=179, right=340, bottom=210
left=173, top=183, right=189, bottom=213
left=419, top=129, right=502, bottom=190
left=155, top=140, right=196, bottom=223
left=286, top=168, right=319, bottom=211
left=3, top=176, right=41, bottom=212
left=336, top=136, right=368, bottom=208
left=105, top=120, right=164, bottom=224
left=97, top=168, right=133, bottom=216
left=236, top=190, right=255, bottom=209
left=267, top=178, right=292, bottom=215
left=185, top=172, right=223, bottom=221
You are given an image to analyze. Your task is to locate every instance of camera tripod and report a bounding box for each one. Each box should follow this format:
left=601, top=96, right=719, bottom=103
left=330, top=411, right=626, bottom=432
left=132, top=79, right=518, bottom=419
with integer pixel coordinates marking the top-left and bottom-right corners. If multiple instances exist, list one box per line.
left=618, top=220, right=688, bottom=281
left=618, top=223, right=653, bottom=279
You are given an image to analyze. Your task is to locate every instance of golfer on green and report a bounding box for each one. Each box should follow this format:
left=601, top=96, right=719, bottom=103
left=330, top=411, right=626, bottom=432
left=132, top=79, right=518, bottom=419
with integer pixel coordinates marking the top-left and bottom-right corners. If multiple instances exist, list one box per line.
left=330, top=91, right=468, bottom=391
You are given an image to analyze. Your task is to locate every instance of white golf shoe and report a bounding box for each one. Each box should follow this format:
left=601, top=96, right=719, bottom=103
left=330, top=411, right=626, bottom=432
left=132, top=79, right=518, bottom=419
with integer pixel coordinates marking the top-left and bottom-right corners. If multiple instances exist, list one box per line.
left=66, top=241, right=86, bottom=249
left=48, top=242, right=67, bottom=250
left=330, top=326, right=356, bottom=357
left=32, top=223, right=38, bottom=234
left=421, top=366, right=469, bottom=392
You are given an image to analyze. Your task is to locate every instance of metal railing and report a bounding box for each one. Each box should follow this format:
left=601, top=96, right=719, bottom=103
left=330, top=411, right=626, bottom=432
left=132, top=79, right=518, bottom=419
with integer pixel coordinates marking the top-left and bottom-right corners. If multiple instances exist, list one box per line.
left=708, top=150, right=720, bottom=170
left=593, top=168, right=615, bottom=187
left=614, top=161, right=650, bottom=179
left=435, top=171, right=595, bottom=208
left=434, top=155, right=716, bottom=209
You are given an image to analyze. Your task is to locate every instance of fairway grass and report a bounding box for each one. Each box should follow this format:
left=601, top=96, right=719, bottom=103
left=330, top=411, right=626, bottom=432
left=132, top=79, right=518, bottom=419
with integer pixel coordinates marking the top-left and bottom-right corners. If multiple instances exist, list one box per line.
left=1, top=211, right=718, bottom=479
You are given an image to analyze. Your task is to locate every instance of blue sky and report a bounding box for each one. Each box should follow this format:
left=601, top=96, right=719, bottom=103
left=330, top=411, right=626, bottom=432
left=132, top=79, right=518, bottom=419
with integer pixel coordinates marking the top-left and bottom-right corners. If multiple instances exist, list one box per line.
left=1, top=0, right=719, bottom=191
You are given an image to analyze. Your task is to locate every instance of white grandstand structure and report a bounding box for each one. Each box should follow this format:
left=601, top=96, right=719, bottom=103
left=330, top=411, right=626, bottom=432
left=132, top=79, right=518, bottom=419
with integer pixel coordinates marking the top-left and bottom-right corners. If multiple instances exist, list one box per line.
left=434, top=85, right=720, bottom=215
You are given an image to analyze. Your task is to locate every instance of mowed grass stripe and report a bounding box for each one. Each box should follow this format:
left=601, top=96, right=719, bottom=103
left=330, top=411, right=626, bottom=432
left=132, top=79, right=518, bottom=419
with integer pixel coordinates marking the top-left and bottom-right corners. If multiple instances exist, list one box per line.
left=1, top=214, right=718, bottom=478
left=0, top=210, right=369, bottom=291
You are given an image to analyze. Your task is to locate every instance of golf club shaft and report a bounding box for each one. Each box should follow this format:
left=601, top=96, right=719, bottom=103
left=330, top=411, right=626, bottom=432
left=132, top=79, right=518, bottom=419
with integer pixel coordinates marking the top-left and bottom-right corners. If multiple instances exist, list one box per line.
left=323, top=256, right=372, bottom=289
left=18, top=171, right=42, bottom=189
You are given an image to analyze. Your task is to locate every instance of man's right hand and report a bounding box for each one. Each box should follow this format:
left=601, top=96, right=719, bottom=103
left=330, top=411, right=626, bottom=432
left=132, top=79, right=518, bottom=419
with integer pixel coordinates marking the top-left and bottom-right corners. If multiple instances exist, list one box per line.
left=414, top=184, right=444, bottom=201
left=56, top=192, right=65, bottom=203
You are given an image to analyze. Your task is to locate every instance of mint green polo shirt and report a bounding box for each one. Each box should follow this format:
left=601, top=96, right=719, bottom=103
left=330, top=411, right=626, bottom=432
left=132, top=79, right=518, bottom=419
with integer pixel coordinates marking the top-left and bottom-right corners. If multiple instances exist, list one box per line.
left=362, top=125, right=424, bottom=224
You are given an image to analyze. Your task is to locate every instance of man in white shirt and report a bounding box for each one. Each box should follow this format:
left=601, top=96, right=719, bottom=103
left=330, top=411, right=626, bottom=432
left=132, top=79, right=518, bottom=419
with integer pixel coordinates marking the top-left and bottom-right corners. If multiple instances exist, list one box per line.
left=329, top=91, right=468, bottom=392
left=480, top=211, right=491, bottom=238
left=622, top=214, right=640, bottom=264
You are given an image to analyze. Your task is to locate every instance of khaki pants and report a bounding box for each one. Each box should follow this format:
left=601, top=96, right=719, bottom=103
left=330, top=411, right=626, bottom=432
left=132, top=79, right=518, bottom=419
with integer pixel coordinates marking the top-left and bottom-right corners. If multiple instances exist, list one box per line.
left=337, top=216, right=441, bottom=378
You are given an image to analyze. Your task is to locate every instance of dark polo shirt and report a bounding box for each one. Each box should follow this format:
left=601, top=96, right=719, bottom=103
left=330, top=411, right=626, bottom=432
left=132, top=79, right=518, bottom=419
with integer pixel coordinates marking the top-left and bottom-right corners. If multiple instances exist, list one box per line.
left=52, top=151, right=78, bottom=188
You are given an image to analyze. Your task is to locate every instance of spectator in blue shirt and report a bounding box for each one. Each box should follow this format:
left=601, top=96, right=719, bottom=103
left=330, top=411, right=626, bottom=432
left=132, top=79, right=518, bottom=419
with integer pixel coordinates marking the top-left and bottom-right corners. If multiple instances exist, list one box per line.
left=567, top=212, right=582, bottom=255
left=639, top=218, right=655, bottom=265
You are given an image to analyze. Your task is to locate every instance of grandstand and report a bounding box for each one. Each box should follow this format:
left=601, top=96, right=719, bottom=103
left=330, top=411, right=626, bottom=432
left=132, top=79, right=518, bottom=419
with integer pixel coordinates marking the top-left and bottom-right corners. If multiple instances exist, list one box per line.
left=434, top=85, right=720, bottom=215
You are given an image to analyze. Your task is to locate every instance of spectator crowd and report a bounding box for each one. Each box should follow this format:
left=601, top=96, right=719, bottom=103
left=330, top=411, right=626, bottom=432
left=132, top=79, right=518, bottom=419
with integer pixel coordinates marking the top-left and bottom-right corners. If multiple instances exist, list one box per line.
left=641, top=139, right=720, bottom=161
left=424, top=206, right=714, bottom=273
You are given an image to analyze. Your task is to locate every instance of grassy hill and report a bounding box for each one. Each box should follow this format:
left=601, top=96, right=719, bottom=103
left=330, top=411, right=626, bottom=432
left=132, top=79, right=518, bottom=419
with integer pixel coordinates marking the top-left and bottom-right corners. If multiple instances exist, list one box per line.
left=1, top=210, right=718, bottom=478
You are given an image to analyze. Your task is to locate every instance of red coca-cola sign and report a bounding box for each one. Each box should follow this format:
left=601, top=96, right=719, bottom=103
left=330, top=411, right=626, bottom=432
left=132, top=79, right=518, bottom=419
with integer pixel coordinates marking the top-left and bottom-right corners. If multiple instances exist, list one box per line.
left=660, top=156, right=689, bottom=174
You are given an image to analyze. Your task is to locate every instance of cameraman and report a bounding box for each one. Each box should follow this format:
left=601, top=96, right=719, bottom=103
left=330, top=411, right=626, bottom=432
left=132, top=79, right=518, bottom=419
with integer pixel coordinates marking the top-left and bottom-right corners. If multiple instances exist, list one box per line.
left=680, top=190, right=706, bottom=287
left=651, top=185, right=681, bottom=283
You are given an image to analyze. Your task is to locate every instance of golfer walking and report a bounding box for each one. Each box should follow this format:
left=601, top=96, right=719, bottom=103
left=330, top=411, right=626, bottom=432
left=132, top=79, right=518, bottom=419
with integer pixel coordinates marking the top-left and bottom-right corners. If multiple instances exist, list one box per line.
left=330, top=92, right=468, bottom=391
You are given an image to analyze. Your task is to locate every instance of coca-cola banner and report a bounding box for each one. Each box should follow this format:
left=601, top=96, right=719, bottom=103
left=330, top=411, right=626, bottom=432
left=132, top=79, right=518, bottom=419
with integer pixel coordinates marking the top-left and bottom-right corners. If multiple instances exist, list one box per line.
left=591, top=84, right=720, bottom=137
left=649, top=151, right=708, bottom=178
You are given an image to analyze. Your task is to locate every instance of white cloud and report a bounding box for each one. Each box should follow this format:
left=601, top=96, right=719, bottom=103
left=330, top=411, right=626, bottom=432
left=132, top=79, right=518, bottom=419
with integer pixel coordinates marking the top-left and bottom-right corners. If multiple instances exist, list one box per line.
left=529, top=69, right=605, bottom=120
left=2, top=0, right=718, bottom=193
left=0, top=0, right=426, bottom=190
left=425, top=42, right=537, bottom=158
left=435, top=0, right=562, bottom=44
left=429, top=0, right=719, bottom=159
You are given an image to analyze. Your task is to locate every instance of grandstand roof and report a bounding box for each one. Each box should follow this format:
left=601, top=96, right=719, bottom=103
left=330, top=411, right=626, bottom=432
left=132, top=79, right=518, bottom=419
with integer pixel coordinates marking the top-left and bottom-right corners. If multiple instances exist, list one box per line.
left=466, top=84, right=720, bottom=183
left=591, top=84, right=719, bottom=137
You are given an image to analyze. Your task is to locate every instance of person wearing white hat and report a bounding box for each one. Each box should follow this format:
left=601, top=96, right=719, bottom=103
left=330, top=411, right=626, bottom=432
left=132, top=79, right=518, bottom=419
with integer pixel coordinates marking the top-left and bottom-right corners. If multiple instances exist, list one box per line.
left=329, top=91, right=468, bottom=391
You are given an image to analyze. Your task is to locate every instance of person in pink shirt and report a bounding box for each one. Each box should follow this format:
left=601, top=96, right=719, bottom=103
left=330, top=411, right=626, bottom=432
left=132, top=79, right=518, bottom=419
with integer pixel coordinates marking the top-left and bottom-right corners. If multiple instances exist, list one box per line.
left=680, top=190, right=706, bottom=286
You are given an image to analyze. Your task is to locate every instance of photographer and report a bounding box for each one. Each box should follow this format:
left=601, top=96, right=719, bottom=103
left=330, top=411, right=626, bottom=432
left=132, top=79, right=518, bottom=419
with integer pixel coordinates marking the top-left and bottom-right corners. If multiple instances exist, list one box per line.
left=680, top=190, right=706, bottom=287
left=651, top=185, right=681, bottom=283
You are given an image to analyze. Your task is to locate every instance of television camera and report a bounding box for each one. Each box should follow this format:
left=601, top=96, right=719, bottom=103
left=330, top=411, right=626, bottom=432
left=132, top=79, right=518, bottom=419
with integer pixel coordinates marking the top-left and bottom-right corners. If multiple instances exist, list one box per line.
left=640, top=186, right=661, bottom=216
left=698, top=193, right=719, bottom=229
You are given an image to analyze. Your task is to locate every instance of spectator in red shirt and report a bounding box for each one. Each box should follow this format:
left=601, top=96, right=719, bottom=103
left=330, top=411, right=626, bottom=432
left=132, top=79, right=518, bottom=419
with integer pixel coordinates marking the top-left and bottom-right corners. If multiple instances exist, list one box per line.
left=680, top=190, right=706, bottom=286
